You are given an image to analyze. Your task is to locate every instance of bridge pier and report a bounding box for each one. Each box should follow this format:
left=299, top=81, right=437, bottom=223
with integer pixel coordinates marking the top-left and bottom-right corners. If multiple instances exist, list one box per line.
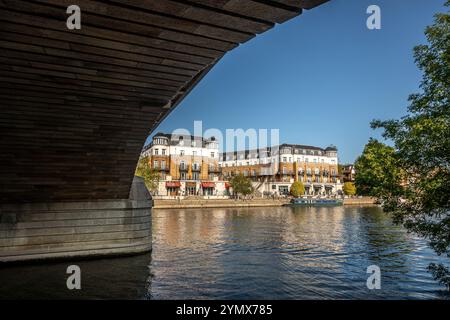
left=0, top=177, right=152, bottom=263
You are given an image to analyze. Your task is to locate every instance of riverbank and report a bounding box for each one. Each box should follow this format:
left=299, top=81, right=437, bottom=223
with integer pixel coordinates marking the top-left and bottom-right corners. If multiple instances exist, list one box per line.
left=153, top=198, right=288, bottom=209
left=153, top=197, right=377, bottom=209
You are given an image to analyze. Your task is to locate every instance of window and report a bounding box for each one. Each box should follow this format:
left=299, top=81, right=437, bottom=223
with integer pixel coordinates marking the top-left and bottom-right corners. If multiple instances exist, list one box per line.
left=153, top=160, right=158, bottom=168
left=154, top=149, right=159, bottom=155
left=283, top=157, right=287, bottom=162
left=211, top=152, right=215, bottom=158
left=193, top=172, right=199, bottom=180
left=161, top=172, right=166, bottom=180
left=180, top=172, right=187, bottom=180
left=162, top=149, right=166, bottom=156
left=193, top=151, right=197, bottom=156
left=180, top=150, right=185, bottom=156
left=161, top=160, right=166, bottom=169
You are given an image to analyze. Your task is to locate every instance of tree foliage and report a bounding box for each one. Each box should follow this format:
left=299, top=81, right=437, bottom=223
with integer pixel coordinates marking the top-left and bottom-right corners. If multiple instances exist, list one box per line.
left=343, top=182, right=357, bottom=196
left=366, top=2, right=450, bottom=289
left=290, top=181, right=305, bottom=197
left=354, top=139, right=403, bottom=197
left=135, top=156, right=160, bottom=194
left=230, top=174, right=254, bottom=196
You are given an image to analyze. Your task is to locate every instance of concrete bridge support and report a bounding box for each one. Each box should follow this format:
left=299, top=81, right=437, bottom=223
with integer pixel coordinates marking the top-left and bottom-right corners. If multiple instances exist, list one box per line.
left=0, top=177, right=152, bottom=263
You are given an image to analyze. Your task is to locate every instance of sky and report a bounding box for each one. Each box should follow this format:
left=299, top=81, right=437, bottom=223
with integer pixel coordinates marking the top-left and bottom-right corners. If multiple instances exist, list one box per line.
left=146, top=0, right=446, bottom=164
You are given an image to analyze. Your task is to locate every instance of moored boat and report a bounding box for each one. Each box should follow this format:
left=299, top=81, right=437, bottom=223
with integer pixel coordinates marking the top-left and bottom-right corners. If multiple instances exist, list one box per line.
left=285, top=198, right=343, bottom=207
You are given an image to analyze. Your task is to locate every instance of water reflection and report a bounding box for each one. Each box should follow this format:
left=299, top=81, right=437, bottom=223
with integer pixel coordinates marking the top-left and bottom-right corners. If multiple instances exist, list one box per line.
left=0, top=206, right=448, bottom=299
left=150, top=206, right=448, bottom=300
left=0, top=253, right=152, bottom=299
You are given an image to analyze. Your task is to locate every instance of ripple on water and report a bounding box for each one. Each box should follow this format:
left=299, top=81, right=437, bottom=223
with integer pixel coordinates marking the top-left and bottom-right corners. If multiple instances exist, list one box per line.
left=0, top=206, right=448, bottom=299
left=150, top=206, right=449, bottom=300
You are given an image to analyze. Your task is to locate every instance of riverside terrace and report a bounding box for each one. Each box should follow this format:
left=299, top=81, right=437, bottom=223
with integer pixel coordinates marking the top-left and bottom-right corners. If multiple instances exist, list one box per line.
left=0, top=0, right=331, bottom=263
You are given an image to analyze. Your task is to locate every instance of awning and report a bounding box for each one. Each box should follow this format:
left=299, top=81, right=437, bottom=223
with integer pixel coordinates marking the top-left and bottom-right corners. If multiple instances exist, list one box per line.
left=166, top=181, right=181, bottom=188
left=202, top=182, right=215, bottom=188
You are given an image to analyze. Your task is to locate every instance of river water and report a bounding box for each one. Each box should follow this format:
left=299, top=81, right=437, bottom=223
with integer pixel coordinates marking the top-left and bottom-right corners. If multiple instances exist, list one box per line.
left=0, top=206, right=448, bottom=299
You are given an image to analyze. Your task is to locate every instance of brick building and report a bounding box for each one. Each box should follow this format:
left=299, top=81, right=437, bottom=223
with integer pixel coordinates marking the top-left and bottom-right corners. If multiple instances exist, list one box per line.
left=141, top=132, right=228, bottom=197
left=142, top=133, right=343, bottom=197
left=220, top=144, right=342, bottom=196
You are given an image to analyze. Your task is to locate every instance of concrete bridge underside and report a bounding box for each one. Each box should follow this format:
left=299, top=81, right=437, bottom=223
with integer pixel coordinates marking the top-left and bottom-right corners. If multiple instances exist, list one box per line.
left=0, top=0, right=329, bottom=262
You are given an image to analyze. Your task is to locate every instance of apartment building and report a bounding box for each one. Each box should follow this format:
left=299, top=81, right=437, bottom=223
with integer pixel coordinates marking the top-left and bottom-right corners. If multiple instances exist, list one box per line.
left=142, top=133, right=343, bottom=197
left=220, top=144, right=342, bottom=196
left=141, top=132, right=228, bottom=197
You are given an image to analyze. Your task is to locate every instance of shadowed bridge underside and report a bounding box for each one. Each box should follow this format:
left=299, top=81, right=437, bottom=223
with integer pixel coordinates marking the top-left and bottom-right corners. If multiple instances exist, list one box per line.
left=0, top=0, right=329, bottom=203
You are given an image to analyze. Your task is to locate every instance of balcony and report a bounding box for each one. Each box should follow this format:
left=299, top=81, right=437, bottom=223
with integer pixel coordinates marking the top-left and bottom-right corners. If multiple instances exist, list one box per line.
left=179, top=165, right=188, bottom=171
left=279, top=170, right=294, bottom=175
left=208, top=167, right=221, bottom=173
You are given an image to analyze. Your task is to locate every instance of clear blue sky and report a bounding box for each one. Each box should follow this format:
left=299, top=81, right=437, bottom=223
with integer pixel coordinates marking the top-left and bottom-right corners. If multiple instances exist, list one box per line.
left=147, top=0, right=445, bottom=164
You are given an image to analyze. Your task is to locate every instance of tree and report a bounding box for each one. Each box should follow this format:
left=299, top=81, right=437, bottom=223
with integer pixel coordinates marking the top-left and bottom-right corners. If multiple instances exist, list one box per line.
left=229, top=174, right=254, bottom=197
left=368, top=2, right=450, bottom=289
left=290, top=181, right=305, bottom=197
left=354, top=138, right=403, bottom=198
left=343, top=182, right=356, bottom=196
left=135, top=156, right=160, bottom=194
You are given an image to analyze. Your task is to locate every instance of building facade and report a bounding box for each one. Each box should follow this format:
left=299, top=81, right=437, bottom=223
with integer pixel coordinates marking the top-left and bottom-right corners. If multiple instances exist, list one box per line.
left=342, top=164, right=356, bottom=183
left=141, top=133, right=228, bottom=197
left=142, top=133, right=343, bottom=197
left=219, top=144, right=342, bottom=196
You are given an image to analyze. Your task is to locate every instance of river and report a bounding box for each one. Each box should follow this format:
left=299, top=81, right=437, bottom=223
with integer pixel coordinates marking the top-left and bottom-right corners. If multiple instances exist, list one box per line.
left=0, top=206, right=448, bottom=299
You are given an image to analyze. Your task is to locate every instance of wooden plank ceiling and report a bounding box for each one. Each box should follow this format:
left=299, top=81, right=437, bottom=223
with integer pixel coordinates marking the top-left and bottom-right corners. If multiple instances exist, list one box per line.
left=0, top=0, right=329, bottom=202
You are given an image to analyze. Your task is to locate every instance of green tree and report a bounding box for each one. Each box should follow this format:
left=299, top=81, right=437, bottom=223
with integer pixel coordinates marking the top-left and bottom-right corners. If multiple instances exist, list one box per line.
left=230, top=174, right=254, bottom=197
left=343, top=182, right=356, bottom=196
left=135, top=156, right=160, bottom=194
left=290, top=181, right=305, bottom=197
left=368, top=2, right=450, bottom=289
left=354, top=139, right=403, bottom=198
